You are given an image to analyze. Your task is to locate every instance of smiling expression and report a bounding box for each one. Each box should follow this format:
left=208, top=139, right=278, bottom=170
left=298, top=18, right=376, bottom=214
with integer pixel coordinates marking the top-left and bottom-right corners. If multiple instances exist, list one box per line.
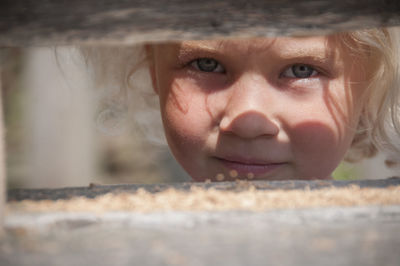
left=148, top=36, right=368, bottom=181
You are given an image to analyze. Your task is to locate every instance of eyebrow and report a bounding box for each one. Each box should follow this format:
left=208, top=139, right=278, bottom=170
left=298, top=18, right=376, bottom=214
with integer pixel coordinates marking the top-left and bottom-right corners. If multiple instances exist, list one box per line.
left=277, top=41, right=335, bottom=59
left=179, top=40, right=272, bottom=54
left=177, top=42, right=223, bottom=59
left=177, top=39, right=337, bottom=63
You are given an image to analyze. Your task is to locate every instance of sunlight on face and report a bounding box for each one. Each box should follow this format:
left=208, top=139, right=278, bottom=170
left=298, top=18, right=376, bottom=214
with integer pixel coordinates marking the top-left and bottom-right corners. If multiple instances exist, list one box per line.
left=148, top=36, right=368, bottom=181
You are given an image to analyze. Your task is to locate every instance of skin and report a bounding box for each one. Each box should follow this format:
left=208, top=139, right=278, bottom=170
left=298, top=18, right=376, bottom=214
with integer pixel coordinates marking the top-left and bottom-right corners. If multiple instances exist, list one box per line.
left=147, top=36, right=368, bottom=181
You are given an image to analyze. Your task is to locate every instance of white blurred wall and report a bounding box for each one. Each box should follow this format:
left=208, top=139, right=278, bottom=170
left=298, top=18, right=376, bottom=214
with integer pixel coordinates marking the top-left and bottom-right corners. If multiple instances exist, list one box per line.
left=23, top=47, right=95, bottom=188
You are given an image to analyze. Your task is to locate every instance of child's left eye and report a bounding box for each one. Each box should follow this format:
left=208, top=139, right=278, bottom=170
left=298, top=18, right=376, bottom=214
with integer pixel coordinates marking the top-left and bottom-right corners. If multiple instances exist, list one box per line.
left=281, top=64, right=318, bottom=78
left=190, top=58, right=225, bottom=73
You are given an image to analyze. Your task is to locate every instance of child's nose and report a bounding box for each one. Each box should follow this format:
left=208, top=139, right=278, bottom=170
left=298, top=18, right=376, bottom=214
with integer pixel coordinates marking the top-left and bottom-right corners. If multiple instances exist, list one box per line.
left=219, top=74, right=280, bottom=139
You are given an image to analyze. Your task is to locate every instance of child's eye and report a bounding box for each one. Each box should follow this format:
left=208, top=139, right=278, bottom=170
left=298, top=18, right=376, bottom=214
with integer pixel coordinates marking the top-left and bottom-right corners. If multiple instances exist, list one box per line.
left=281, top=64, right=318, bottom=78
left=190, top=58, right=225, bottom=73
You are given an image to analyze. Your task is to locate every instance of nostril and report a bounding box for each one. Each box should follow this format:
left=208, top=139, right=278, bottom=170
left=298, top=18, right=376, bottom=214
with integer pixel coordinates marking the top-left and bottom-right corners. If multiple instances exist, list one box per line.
left=219, top=111, right=279, bottom=139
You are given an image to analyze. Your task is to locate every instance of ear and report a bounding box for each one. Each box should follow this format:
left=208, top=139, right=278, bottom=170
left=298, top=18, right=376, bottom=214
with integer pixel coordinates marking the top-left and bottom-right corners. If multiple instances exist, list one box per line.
left=145, top=44, right=159, bottom=94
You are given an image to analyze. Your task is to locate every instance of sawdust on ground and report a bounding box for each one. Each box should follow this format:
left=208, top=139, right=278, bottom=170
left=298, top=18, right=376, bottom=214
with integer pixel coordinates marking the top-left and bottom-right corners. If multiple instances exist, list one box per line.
left=7, top=185, right=400, bottom=213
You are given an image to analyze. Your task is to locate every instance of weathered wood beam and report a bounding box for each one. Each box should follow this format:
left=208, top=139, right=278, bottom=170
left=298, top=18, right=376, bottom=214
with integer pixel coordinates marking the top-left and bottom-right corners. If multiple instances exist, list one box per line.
left=2, top=206, right=400, bottom=266
left=0, top=62, right=5, bottom=233
left=4, top=178, right=400, bottom=265
left=7, top=178, right=400, bottom=201
left=1, top=0, right=400, bottom=46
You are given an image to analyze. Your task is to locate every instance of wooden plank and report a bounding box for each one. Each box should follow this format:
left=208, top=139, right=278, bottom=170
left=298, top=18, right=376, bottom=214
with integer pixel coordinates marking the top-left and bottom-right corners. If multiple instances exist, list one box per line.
left=7, top=178, right=400, bottom=201
left=4, top=179, right=400, bottom=265
left=0, top=61, right=5, bottom=233
left=1, top=206, right=400, bottom=266
left=1, top=0, right=400, bottom=45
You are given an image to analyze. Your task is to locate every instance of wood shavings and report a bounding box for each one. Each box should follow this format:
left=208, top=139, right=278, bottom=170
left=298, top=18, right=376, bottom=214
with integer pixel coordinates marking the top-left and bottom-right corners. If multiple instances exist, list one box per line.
left=7, top=185, right=400, bottom=214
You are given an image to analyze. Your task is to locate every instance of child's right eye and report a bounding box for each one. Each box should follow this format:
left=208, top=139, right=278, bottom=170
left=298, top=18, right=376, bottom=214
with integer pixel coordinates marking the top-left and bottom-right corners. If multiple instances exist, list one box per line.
left=190, top=58, right=225, bottom=73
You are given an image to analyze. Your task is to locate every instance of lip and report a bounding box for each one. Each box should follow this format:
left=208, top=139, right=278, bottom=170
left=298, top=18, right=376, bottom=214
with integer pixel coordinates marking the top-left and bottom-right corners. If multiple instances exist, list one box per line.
left=216, top=156, right=286, bottom=177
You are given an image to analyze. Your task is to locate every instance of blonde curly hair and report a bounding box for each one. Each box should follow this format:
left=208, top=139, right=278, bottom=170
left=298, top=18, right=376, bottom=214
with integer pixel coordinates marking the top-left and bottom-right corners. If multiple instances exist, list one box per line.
left=81, top=27, right=400, bottom=165
left=339, top=27, right=400, bottom=165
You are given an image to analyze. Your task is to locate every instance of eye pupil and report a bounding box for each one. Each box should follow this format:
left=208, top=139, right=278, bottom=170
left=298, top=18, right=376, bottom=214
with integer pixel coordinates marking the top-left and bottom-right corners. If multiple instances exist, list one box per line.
left=292, top=64, right=314, bottom=78
left=197, top=58, right=218, bottom=72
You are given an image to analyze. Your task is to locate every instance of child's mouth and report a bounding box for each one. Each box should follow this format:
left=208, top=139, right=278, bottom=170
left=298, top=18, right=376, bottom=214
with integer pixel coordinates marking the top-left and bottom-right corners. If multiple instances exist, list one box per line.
left=216, top=157, right=286, bottom=177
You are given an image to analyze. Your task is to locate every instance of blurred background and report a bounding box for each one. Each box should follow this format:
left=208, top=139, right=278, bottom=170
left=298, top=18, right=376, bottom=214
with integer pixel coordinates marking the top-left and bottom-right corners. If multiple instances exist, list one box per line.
left=2, top=47, right=398, bottom=189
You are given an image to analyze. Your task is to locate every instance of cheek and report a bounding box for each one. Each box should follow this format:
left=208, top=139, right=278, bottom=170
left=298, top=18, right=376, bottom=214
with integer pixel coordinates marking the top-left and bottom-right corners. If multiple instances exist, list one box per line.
left=285, top=99, right=359, bottom=177
left=290, top=121, right=345, bottom=166
left=289, top=120, right=354, bottom=178
left=160, top=78, right=212, bottom=154
left=160, top=79, right=219, bottom=179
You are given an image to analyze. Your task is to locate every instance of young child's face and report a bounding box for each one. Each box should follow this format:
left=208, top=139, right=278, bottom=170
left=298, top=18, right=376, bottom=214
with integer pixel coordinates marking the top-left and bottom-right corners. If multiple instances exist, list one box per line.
left=149, top=36, right=367, bottom=181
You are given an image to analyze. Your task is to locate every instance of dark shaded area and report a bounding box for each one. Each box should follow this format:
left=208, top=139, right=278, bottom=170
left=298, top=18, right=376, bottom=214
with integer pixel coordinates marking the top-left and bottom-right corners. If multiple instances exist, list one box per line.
left=7, top=177, right=400, bottom=201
